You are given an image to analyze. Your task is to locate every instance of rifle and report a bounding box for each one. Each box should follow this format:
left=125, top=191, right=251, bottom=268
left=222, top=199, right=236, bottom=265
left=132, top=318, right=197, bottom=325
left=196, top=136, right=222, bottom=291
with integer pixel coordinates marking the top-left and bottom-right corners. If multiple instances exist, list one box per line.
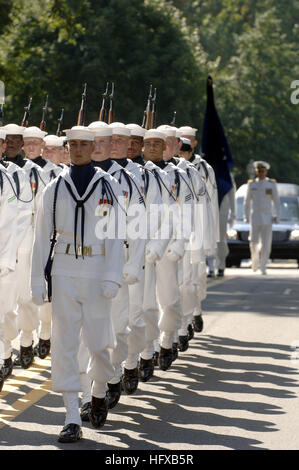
left=0, top=104, right=3, bottom=127
left=99, top=82, right=109, bottom=122
left=170, top=110, right=176, bottom=126
left=56, top=108, right=64, bottom=137
left=151, top=88, right=157, bottom=129
left=107, top=82, right=114, bottom=125
left=21, top=97, right=32, bottom=127
left=40, top=95, right=48, bottom=131
left=77, top=83, right=87, bottom=126
left=144, top=84, right=153, bottom=130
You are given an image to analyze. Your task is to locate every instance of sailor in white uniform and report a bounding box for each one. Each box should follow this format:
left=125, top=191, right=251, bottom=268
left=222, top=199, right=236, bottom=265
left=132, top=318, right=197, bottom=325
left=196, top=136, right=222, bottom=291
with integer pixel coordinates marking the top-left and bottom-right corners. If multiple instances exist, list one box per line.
left=244, top=160, right=280, bottom=274
left=31, top=126, right=124, bottom=443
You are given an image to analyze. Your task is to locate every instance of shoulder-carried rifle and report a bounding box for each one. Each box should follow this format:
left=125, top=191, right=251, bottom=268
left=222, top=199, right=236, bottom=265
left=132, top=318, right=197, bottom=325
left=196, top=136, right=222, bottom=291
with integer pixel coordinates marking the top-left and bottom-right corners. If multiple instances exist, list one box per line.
left=107, top=82, right=114, bottom=124
left=170, top=110, right=176, bottom=126
left=77, top=83, right=87, bottom=126
left=151, top=88, right=157, bottom=129
left=144, top=84, right=153, bottom=130
left=99, top=82, right=109, bottom=122
left=40, top=95, right=48, bottom=131
left=21, top=97, right=32, bottom=127
left=56, top=108, right=64, bottom=137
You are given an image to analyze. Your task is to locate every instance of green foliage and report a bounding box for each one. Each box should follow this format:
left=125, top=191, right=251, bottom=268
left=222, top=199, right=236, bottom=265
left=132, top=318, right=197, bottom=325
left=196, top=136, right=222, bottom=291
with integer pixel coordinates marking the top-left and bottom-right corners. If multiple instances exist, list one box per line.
left=0, top=0, right=298, bottom=186
left=0, top=0, right=205, bottom=132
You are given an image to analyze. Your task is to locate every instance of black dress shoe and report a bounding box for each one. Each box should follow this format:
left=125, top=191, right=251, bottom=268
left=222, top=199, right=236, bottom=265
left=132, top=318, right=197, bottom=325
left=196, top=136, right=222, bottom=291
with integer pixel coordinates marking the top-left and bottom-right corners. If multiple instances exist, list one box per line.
left=58, top=423, right=82, bottom=443
left=217, top=269, right=224, bottom=277
left=193, top=314, right=204, bottom=333
left=172, top=343, right=179, bottom=362
left=34, top=339, right=51, bottom=359
left=207, top=271, right=215, bottom=278
left=20, top=345, right=34, bottom=369
left=178, top=335, right=189, bottom=352
left=2, top=356, right=13, bottom=379
left=153, top=351, right=159, bottom=367
left=139, top=357, right=154, bottom=382
left=106, top=382, right=122, bottom=409
left=122, top=367, right=139, bottom=395
left=89, top=396, right=108, bottom=428
left=187, top=323, right=194, bottom=341
left=80, top=402, right=91, bottom=422
left=13, top=353, right=21, bottom=367
left=158, top=347, right=173, bottom=371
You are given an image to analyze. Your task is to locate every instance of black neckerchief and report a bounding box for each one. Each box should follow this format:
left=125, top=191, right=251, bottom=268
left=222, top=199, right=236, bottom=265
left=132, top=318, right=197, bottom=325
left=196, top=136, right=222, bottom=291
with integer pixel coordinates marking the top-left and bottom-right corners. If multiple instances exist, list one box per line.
left=0, top=159, right=8, bottom=169
left=70, top=162, right=96, bottom=198
left=3, top=154, right=26, bottom=168
left=131, top=155, right=145, bottom=166
left=170, top=157, right=179, bottom=166
left=154, top=160, right=167, bottom=170
left=111, top=158, right=128, bottom=168
left=189, top=153, right=195, bottom=163
left=32, top=156, right=47, bottom=168
left=92, top=159, right=113, bottom=172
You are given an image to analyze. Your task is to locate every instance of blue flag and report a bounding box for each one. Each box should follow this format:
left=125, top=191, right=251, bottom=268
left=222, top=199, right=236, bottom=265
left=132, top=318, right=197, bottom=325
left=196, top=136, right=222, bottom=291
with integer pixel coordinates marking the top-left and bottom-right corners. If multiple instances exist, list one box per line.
left=201, top=75, right=233, bottom=207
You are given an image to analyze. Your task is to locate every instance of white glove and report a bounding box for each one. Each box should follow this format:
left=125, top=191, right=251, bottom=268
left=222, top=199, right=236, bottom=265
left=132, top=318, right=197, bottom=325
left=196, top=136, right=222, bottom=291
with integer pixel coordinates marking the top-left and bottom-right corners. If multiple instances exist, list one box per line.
left=145, top=247, right=160, bottom=264
left=243, top=217, right=248, bottom=224
left=0, top=267, right=11, bottom=278
left=166, top=248, right=181, bottom=262
left=100, top=281, right=119, bottom=299
left=123, top=272, right=139, bottom=285
left=31, top=286, right=47, bottom=305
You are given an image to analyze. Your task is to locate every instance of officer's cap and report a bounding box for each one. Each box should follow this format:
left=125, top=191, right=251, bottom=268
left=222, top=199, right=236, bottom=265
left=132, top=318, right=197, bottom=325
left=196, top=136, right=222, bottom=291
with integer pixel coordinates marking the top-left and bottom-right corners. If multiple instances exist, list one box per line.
left=253, top=161, right=270, bottom=170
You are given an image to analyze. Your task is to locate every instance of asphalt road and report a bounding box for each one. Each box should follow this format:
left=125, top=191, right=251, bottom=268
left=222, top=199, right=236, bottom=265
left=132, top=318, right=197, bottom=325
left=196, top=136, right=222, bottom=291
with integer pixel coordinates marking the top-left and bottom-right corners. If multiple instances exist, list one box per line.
left=1, top=261, right=299, bottom=451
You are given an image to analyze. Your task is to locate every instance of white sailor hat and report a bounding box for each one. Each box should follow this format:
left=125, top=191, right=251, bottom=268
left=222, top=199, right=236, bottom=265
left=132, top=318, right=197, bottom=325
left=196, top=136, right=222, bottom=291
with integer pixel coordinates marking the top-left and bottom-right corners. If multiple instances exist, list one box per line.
left=253, top=160, right=270, bottom=170
left=177, top=126, right=198, bottom=137
left=0, top=128, right=6, bottom=140
left=144, top=129, right=166, bottom=142
left=109, top=122, right=131, bottom=137
left=156, top=125, right=177, bottom=137
left=23, top=126, right=47, bottom=139
left=63, top=126, right=95, bottom=141
left=43, top=135, right=64, bottom=147
left=88, top=121, right=112, bottom=137
left=2, top=123, right=25, bottom=135
left=180, top=137, right=192, bottom=151
left=126, top=124, right=146, bottom=138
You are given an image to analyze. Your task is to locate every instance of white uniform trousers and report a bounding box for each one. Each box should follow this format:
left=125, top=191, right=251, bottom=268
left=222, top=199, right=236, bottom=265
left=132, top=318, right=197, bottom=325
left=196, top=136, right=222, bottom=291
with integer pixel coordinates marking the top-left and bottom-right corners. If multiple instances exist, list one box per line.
left=124, top=268, right=146, bottom=370
left=51, top=275, right=115, bottom=394
left=193, top=262, right=207, bottom=320
left=16, top=251, right=40, bottom=347
left=250, top=224, right=273, bottom=271
left=156, top=254, right=182, bottom=349
left=1, top=270, right=18, bottom=359
left=140, top=262, right=160, bottom=360
left=177, top=252, right=194, bottom=336
left=109, top=284, right=130, bottom=384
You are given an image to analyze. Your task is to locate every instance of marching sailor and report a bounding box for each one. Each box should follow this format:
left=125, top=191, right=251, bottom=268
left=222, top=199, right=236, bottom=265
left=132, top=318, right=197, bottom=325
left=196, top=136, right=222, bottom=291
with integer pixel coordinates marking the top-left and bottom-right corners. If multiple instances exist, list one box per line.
left=0, top=128, right=18, bottom=386
left=31, top=125, right=124, bottom=443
